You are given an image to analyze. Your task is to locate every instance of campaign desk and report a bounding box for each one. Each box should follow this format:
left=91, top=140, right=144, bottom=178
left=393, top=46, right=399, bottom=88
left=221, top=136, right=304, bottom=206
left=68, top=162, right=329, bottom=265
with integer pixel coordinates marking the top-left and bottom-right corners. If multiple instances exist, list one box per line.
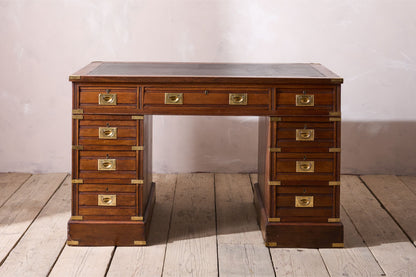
left=68, top=62, right=343, bottom=248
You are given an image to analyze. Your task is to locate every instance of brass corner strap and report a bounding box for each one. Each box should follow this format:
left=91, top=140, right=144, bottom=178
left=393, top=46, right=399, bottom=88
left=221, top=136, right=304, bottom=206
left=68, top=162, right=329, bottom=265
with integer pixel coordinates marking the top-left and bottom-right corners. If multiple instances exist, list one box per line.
left=131, top=179, right=144, bottom=184
left=72, top=145, right=84, bottom=150
left=132, top=146, right=144, bottom=151
left=71, top=179, right=83, bottom=184
left=134, top=241, right=146, bottom=246
left=132, top=115, right=144, bottom=120
left=270, top=117, right=282, bottom=122
left=328, top=218, right=341, bottom=223
left=329, top=181, right=340, bottom=186
left=269, top=181, right=281, bottom=186
left=265, top=242, right=277, bottom=247
left=72, top=115, right=84, bottom=120
left=131, top=216, right=143, bottom=221
left=72, top=109, right=83, bottom=114
left=332, top=243, right=344, bottom=248
left=70, top=215, right=83, bottom=221
left=269, top=148, right=281, bottom=153
left=268, top=217, right=280, bottom=222
left=67, top=240, right=79, bottom=246
left=329, top=117, right=341, bottom=122
left=69, top=75, right=81, bottom=81
left=329, top=148, right=341, bottom=153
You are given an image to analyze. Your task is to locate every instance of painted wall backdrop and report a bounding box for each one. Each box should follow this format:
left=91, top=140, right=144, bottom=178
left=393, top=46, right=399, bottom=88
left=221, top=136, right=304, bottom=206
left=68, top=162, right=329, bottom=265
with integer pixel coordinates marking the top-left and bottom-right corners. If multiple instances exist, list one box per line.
left=1, top=0, right=415, bottom=174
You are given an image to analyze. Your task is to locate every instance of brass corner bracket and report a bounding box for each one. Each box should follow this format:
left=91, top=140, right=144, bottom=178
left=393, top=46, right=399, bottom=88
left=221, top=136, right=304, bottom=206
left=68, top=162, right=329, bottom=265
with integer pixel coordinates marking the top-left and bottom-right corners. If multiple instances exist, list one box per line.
left=67, top=240, right=79, bottom=246
left=133, top=241, right=146, bottom=246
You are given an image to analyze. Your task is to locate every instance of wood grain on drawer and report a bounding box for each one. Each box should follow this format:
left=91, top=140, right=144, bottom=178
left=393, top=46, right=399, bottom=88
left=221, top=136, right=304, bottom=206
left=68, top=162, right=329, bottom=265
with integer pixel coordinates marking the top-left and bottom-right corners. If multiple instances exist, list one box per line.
left=75, top=114, right=142, bottom=151
left=275, top=186, right=334, bottom=220
left=76, top=151, right=139, bottom=180
left=77, top=86, right=138, bottom=112
left=275, top=87, right=336, bottom=115
left=273, top=121, right=338, bottom=152
left=143, top=87, right=270, bottom=114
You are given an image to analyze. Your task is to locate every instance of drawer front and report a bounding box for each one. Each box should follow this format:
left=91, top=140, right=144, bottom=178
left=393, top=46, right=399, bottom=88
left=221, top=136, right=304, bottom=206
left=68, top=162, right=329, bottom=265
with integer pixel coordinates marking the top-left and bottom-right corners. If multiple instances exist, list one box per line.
left=77, top=86, right=138, bottom=112
left=75, top=115, right=142, bottom=150
left=275, top=186, right=334, bottom=220
left=272, top=153, right=338, bottom=181
left=143, top=87, right=269, bottom=109
left=275, top=87, right=337, bottom=115
left=274, top=121, right=338, bottom=152
left=76, top=151, right=139, bottom=181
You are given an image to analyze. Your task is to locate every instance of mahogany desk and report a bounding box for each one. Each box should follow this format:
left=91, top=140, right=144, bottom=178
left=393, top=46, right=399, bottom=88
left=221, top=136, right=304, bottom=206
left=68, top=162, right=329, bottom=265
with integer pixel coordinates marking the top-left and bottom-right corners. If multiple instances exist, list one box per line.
left=68, top=62, right=343, bottom=248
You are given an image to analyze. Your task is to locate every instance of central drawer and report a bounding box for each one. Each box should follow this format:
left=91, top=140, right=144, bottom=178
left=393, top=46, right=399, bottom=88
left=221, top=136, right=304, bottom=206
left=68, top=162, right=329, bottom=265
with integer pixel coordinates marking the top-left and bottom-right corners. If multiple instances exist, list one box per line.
left=143, top=87, right=270, bottom=110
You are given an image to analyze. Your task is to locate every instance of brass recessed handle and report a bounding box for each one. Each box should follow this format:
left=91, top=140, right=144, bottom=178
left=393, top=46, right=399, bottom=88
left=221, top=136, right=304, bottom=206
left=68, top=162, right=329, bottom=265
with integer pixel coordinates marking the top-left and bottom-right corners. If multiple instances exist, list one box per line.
left=295, top=196, right=314, bottom=207
left=99, top=127, right=117, bottom=139
left=229, top=93, right=248, bottom=105
left=98, top=194, right=116, bottom=206
left=165, top=93, right=183, bottom=104
left=98, top=159, right=116, bottom=171
left=99, top=93, right=117, bottom=105
left=296, top=129, right=315, bottom=141
left=296, top=94, right=314, bottom=106
left=296, top=161, right=315, bottom=172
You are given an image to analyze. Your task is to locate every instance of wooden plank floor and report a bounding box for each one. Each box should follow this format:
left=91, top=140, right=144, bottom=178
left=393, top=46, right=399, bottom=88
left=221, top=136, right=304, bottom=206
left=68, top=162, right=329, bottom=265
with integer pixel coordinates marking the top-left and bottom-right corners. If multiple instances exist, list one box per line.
left=0, top=173, right=416, bottom=277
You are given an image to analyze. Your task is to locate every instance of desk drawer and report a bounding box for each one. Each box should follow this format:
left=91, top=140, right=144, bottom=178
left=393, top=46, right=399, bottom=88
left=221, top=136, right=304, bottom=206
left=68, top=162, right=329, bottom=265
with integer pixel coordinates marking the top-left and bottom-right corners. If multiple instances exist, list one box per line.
left=77, top=86, right=138, bottom=113
left=273, top=121, right=338, bottom=152
left=143, top=87, right=269, bottom=109
left=75, top=115, right=142, bottom=151
left=272, top=153, right=338, bottom=181
left=276, top=87, right=337, bottom=115
left=76, top=151, right=139, bottom=181
left=274, top=186, right=334, bottom=221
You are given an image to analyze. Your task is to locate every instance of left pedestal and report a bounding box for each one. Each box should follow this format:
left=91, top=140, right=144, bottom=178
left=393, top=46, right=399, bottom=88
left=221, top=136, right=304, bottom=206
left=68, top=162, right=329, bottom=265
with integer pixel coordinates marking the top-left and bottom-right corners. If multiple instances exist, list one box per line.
left=68, top=84, right=154, bottom=246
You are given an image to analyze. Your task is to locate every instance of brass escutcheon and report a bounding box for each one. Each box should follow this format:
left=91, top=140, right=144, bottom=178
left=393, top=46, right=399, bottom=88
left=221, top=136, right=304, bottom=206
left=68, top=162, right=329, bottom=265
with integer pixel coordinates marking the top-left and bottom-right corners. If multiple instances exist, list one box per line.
left=296, top=161, right=315, bottom=172
left=296, top=94, right=314, bottom=106
left=164, top=93, right=183, bottom=104
left=99, top=127, right=117, bottom=139
left=229, top=93, right=248, bottom=105
left=98, top=159, right=116, bottom=171
left=99, top=93, right=117, bottom=105
left=295, top=196, right=314, bottom=207
left=296, top=129, right=315, bottom=141
left=98, top=194, right=116, bottom=206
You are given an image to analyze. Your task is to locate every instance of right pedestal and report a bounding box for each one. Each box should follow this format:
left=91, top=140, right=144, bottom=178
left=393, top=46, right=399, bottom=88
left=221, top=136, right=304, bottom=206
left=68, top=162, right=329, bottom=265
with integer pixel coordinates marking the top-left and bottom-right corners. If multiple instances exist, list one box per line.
left=256, top=112, right=344, bottom=248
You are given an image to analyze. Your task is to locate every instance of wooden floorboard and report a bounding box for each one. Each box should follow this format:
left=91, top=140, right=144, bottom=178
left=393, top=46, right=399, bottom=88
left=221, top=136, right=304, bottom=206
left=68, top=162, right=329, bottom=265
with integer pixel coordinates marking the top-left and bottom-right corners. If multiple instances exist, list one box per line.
left=1, top=173, right=416, bottom=277
left=0, top=173, right=31, bottom=207
left=107, top=174, right=177, bottom=277
left=0, top=175, right=71, bottom=277
left=399, top=176, right=416, bottom=195
left=0, top=173, right=67, bottom=265
left=319, top=207, right=385, bottom=276
left=362, top=175, right=416, bottom=245
left=162, top=173, right=217, bottom=277
left=215, top=173, right=275, bottom=276
left=341, top=175, right=416, bottom=276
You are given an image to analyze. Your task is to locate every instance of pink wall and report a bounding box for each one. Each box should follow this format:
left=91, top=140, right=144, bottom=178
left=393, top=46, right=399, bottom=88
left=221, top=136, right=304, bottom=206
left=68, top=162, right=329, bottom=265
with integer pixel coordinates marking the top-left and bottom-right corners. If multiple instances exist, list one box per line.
left=1, top=1, right=416, bottom=174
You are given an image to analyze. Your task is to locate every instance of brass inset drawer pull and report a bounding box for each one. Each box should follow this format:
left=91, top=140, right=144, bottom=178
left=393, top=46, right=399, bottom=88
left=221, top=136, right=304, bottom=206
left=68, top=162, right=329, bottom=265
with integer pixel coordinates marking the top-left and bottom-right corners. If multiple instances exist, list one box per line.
left=165, top=93, right=183, bottom=104
left=296, top=129, right=315, bottom=141
left=295, top=196, right=314, bottom=207
left=296, top=94, right=314, bottom=106
left=98, top=159, right=116, bottom=171
left=99, top=127, right=117, bottom=139
left=99, top=93, right=117, bottom=105
left=296, top=161, right=315, bottom=172
left=229, top=93, right=248, bottom=105
left=98, top=194, right=116, bottom=206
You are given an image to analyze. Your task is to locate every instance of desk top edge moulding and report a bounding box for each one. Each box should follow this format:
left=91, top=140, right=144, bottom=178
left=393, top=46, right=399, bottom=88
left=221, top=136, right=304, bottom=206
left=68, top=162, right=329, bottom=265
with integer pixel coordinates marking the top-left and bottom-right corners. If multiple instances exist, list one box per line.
left=68, top=62, right=343, bottom=248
